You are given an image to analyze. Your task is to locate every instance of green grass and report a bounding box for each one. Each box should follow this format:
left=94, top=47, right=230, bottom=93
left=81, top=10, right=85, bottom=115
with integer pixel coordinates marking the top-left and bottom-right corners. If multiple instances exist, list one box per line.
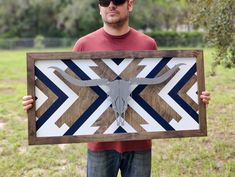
left=0, top=48, right=234, bottom=177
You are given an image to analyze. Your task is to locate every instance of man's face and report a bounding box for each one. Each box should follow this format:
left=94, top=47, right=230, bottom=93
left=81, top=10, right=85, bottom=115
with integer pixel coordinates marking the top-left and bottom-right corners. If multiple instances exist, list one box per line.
left=99, top=0, right=133, bottom=26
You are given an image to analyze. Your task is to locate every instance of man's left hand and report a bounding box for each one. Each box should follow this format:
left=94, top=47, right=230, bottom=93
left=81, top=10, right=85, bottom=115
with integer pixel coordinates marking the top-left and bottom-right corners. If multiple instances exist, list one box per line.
left=200, top=91, right=210, bottom=105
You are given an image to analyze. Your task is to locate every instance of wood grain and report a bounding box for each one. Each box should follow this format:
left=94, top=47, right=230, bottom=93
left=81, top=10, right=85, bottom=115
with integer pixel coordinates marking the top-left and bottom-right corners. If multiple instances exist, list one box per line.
left=54, top=68, right=98, bottom=128
left=27, top=50, right=207, bottom=145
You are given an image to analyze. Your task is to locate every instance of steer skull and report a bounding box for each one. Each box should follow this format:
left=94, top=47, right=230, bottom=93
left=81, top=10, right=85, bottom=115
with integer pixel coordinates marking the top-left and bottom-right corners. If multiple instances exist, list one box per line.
left=49, top=63, right=184, bottom=126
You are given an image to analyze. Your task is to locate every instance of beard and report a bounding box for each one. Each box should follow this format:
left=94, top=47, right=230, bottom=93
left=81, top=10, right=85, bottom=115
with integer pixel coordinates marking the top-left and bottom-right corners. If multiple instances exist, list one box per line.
left=102, top=11, right=129, bottom=28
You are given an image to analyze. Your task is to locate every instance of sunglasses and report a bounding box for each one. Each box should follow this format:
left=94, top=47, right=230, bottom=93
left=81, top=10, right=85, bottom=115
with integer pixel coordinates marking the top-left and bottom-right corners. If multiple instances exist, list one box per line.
left=99, top=0, right=127, bottom=7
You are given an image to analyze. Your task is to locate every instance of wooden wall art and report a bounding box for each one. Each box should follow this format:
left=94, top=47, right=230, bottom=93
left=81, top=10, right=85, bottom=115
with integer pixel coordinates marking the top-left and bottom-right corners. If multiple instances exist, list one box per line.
left=27, top=50, right=207, bottom=145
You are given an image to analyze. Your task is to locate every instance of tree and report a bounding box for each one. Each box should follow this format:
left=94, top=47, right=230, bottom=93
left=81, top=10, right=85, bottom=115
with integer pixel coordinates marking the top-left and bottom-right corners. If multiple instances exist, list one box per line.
left=57, top=0, right=102, bottom=37
left=0, top=0, right=191, bottom=38
left=0, top=0, right=65, bottom=38
left=131, top=0, right=189, bottom=31
left=189, top=0, right=235, bottom=75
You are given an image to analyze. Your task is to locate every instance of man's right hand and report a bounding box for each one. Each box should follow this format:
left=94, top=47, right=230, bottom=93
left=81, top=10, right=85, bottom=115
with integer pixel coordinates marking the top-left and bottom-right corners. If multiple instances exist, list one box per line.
left=22, top=95, right=34, bottom=112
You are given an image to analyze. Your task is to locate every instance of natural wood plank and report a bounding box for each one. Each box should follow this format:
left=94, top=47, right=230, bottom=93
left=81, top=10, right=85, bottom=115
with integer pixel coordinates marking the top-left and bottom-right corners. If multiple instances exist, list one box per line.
left=27, top=50, right=207, bottom=145
left=54, top=68, right=98, bottom=128
left=35, top=79, right=58, bottom=118
left=140, top=66, right=182, bottom=122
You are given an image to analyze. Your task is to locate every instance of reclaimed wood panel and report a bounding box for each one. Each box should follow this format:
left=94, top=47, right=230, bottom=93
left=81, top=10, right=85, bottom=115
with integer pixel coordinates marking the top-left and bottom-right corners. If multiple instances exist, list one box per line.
left=27, top=50, right=207, bottom=145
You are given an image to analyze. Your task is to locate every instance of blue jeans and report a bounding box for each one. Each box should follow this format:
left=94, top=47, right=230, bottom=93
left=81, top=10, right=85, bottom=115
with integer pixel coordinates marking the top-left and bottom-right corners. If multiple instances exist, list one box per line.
left=87, top=149, right=151, bottom=177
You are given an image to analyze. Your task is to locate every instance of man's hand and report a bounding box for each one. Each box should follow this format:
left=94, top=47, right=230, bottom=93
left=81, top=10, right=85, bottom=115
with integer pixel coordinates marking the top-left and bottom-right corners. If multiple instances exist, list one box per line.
left=200, top=91, right=210, bottom=105
left=22, top=95, right=34, bottom=112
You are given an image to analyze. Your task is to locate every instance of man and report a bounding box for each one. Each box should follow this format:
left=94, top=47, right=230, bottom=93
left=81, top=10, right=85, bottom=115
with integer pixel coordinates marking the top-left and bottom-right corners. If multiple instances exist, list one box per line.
left=23, top=0, right=210, bottom=176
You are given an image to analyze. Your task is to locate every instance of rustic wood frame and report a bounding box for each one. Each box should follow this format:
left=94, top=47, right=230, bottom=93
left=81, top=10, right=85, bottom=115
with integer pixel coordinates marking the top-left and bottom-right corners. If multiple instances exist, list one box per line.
left=27, top=50, right=207, bottom=145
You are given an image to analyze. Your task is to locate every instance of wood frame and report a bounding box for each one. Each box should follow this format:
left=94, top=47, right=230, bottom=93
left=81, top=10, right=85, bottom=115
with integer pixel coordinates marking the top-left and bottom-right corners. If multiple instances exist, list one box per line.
left=27, top=50, right=207, bottom=145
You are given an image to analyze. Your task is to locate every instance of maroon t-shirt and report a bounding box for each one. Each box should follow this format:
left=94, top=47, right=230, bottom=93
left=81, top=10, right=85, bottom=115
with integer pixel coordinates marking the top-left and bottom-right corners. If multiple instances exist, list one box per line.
left=73, top=27, right=157, bottom=153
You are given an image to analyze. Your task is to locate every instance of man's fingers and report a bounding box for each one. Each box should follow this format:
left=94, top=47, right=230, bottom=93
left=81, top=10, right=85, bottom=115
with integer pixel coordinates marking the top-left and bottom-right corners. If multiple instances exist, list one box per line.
left=200, top=90, right=211, bottom=105
left=22, top=99, right=34, bottom=106
left=22, top=95, right=34, bottom=111
left=201, top=91, right=210, bottom=96
left=200, top=95, right=210, bottom=101
left=23, top=104, right=33, bottom=112
left=22, top=95, right=32, bottom=101
left=202, top=99, right=209, bottom=104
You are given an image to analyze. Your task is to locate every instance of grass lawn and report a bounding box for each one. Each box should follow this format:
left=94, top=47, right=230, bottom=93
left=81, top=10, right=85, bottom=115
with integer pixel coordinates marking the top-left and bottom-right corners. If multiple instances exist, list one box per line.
left=0, top=48, right=234, bottom=177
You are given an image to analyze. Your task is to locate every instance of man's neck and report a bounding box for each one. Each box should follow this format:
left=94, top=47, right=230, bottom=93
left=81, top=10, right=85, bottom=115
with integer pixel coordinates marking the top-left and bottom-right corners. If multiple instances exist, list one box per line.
left=103, top=22, right=130, bottom=36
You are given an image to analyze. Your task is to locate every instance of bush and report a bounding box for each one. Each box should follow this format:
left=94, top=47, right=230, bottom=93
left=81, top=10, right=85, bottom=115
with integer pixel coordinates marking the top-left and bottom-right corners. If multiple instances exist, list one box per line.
left=0, top=38, right=19, bottom=49
left=34, top=35, right=45, bottom=49
left=145, top=31, right=205, bottom=47
left=0, top=38, right=75, bottom=49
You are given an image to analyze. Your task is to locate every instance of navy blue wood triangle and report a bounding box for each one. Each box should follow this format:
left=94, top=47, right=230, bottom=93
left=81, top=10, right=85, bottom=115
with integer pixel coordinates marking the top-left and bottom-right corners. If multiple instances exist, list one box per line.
left=114, top=126, right=127, bottom=134
left=112, top=58, right=125, bottom=65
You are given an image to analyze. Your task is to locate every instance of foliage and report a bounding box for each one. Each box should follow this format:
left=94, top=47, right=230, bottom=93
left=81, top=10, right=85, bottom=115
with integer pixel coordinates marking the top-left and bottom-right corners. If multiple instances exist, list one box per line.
left=0, top=0, right=64, bottom=37
left=131, top=0, right=189, bottom=31
left=0, top=0, right=102, bottom=38
left=0, top=31, right=205, bottom=49
left=146, top=31, right=204, bottom=47
left=34, top=35, right=45, bottom=49
left=56, top=0, right=102, bottom=37
left=0, top=38, right=19, bottom=49
left=189, top=0, right=235, bottom=75
left=0, top=0, right=191, bottom=38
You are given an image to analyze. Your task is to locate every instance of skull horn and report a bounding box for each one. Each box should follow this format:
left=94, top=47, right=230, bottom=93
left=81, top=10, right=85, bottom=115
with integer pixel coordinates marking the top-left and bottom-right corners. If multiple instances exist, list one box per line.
left=49, top=66, right=109, bottom=87
left=129, top=63, right=185, bottom=85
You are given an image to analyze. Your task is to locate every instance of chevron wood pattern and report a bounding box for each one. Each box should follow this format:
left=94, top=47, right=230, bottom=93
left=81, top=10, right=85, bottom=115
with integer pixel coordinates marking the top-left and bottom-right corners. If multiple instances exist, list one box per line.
left=27, top=50, right=207, bottom=145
